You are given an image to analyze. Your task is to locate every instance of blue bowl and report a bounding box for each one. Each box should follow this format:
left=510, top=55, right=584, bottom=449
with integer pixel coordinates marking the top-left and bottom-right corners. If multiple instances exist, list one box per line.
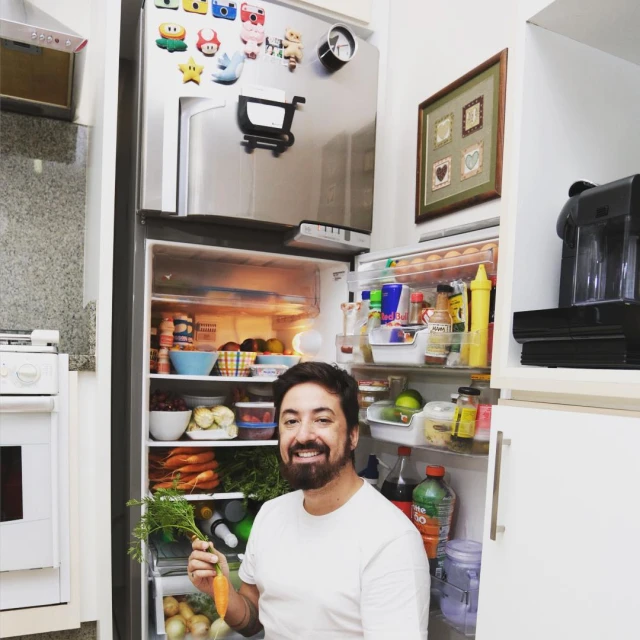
left=169, top=350, right=218, bottom=376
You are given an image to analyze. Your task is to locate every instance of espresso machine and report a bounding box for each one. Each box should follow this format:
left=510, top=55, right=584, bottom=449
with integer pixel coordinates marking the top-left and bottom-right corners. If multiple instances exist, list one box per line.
left=513, top=175, right=640, bottom=368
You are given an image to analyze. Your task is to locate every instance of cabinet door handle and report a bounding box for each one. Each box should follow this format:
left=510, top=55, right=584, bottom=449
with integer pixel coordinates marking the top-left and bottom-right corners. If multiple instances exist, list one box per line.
left=490, top=430, right=511, bottom=541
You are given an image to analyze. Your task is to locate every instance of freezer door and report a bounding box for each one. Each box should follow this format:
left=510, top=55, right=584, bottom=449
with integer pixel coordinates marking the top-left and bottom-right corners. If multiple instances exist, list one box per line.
left=477, top=405, right=640, bottom=640
left=138, top=1, right=378, bottom=231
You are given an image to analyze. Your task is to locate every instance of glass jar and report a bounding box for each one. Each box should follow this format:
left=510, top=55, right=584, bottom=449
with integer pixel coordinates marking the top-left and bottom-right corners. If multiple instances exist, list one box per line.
left=470, top=374, right=499, bottom=455
left=357, top=380, right=389, bottom=421
left=448, top=387, right=480, bottom=454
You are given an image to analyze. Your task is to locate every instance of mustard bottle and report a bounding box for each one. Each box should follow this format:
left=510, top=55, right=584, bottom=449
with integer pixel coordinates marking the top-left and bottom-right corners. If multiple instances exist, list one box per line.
left=469, top=264, right=491, bottom=367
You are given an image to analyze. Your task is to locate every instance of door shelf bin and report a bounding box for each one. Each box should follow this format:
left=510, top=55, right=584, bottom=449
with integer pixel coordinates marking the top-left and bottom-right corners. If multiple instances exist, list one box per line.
left=366, top=401, right=427, bottom=447
left=335, top=334, right=373, bottom=364
left=430, top=574, right=479, bottom=638
left=369, top=326, right=484, bottom=367
left=348, top=242, right=497, bottom=292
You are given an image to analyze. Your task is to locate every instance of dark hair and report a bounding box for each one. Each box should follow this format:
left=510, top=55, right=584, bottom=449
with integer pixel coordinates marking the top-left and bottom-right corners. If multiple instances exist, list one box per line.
left=273, top=362, right=359, bottom=431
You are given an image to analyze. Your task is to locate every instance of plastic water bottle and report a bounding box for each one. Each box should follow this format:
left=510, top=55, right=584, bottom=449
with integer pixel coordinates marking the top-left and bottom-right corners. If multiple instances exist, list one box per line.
left=411, top=465, right=456, bottom=578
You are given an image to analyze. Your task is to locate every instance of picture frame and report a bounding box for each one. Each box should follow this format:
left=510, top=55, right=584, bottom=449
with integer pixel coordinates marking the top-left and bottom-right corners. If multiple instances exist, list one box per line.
left=415, top=49, right=508, bottom=223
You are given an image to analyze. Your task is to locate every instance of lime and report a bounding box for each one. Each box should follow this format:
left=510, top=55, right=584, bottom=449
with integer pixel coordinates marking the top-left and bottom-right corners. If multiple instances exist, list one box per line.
left=395, top=389, right=423, bottom=410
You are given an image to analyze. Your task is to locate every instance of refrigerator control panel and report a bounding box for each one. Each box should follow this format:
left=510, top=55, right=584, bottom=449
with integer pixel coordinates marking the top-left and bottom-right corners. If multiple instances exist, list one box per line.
left=286, top=223, right=371, bottom=254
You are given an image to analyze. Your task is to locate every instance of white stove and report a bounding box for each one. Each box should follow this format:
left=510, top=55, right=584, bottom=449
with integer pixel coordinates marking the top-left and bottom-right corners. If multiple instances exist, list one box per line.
left=0, top=329, right=71, bottom=611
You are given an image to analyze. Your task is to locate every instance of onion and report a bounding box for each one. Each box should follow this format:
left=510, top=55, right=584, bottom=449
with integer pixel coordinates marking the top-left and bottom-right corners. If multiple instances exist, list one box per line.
left=189, top=614, right=211, bottom=639
left=209, top=618, right=233, bottom=638
left=178, top=601, right=195, bottom=622
left=165, top=615, right=187, bottom=640
left=163, top=596, right=180, bottom=618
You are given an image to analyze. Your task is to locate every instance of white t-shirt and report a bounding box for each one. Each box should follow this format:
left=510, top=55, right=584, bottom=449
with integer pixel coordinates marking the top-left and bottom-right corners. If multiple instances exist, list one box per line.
left=238, top=480, right=430, bottom=640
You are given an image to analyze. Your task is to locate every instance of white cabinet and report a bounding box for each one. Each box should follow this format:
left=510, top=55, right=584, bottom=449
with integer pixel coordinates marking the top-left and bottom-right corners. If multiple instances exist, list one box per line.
left=477, top=405, right=640, bottom=639
left=280, top=0, right=373, bottom=24
left=491, top=0, right=640, bottom=400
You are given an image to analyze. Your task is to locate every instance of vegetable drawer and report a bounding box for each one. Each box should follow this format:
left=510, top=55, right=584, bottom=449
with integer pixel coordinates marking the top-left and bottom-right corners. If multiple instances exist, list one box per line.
left=152, top=574, right=264, bottom=639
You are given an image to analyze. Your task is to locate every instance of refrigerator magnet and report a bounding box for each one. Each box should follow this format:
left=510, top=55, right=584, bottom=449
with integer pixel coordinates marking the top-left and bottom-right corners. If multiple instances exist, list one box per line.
left=265, top=36, right=283, bottom=61
left=212, top=1, right=237, bottom=20
left=156, top=23, right=187, bottom=52
left=197, top=28, right=221, bottom=56
left=178, top=56, right=205, bottom=84
left=240, top=3, right=265, bottom=26
left=240, top=20, right=265, bottom=59
left=183, top=0, right=208, bottom=14
left=155, top=0, right=179, bottom=9
left=283, top=28, right=303, bottom=71
left=211, top=51, right=245, bottom=84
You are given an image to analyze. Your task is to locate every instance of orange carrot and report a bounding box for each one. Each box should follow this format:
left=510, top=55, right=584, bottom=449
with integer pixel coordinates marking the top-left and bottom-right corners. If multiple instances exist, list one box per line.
left=165, top=446, right=203, bottom=457
left=174, top=460, right=219, bottom=474
left=212, top=556, right=229, bottom=620
left=164, top=451, right=215, bottom=469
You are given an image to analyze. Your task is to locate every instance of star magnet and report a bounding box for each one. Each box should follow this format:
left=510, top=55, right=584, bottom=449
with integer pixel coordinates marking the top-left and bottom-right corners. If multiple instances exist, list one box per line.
left=178, top=56, right=204, bottom=84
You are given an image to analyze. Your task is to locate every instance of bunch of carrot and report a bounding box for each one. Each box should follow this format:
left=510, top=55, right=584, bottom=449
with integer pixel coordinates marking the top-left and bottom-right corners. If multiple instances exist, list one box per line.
left=149, top=447, right=221, bottom=493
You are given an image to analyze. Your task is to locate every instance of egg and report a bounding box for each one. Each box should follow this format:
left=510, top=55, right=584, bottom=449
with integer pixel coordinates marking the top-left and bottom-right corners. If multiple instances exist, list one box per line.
left=409, top=257, right=426, bottom=285
left=424, top=254, right=443, bottom=284
left=394, top=259, right=412, bottom=284
left=461, top=247, right=480, bottom=278
left=442, top=250, right=462, bottom=280
left=481, top=243, right=499, bottom=274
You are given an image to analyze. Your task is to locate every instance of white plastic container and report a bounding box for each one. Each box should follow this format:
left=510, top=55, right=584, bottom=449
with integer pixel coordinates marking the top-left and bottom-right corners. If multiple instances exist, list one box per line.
left=367, top=401, right=427, bottom=446
left=369, top=326, right=430, bottom=365
left=182, top=394, right=226, bottom=409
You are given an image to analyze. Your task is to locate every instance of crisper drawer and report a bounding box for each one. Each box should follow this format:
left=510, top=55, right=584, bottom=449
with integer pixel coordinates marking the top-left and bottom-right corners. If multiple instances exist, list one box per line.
left=152, top=575, right=264, bottom=640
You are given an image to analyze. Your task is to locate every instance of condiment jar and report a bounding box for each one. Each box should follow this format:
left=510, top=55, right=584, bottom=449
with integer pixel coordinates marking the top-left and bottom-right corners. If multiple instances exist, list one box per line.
left=357, top=380, right=389, bottom=421
left=425, top=284, right=453, bottom=365
left=409, top=291, right=424, bottom=325
left=449, top=387, right=480, bottom=454
left=470, top=374, right=499, bottom=455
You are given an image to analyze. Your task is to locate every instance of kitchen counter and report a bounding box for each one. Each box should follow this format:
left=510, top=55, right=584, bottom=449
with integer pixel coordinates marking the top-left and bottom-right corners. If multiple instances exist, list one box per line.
left=0, top=112, right=96, bottom=371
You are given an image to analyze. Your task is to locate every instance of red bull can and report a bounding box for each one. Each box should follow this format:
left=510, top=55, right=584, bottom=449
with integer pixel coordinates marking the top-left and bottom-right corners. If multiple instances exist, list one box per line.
left=381, top=284, right=410, bottom=326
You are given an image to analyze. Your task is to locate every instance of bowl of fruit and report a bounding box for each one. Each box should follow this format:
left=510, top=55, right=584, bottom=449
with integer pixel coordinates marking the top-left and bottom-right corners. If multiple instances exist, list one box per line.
left=149, top=391, right=192, bottom=441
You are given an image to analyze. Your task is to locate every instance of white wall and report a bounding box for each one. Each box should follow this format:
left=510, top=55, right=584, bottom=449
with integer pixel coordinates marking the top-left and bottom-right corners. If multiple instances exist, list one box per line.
left=371, top=0, right=520, bottom=251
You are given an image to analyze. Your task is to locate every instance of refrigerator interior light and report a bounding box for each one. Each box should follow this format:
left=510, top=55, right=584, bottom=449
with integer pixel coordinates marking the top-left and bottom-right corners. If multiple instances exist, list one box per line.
left=292, top=330, right=322, bottom=356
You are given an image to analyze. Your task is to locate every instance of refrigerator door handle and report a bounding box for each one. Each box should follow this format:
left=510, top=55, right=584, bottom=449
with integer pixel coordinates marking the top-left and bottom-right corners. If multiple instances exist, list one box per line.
left=176, top=97, right=227, bottom=216
left=490, top=430, right=511, bottom=541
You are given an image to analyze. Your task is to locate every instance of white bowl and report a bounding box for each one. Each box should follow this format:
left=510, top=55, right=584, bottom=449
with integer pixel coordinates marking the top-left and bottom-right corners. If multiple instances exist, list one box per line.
left=149, top=410, right=192, bottom=441
left=182, top=394, right=226, bottom=409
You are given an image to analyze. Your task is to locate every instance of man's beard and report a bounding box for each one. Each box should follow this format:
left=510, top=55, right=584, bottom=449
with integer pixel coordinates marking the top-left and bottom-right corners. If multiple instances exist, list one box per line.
left=280, top=437, right=352, bottom=491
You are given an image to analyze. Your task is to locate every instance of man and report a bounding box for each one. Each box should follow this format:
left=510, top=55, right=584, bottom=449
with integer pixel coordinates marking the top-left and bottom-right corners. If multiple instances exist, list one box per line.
left=188, top=362, right=430, bottom=639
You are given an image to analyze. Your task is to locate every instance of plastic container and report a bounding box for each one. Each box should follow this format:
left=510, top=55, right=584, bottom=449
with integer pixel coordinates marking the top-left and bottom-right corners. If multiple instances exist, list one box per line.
left=380, top=446, right=422, bottom=518
left=214, top=351, right=257, bottom=376
left=254, top=354, right=301, bottom=366
left=336, top=334, right=370, bottom=364
left=182, top=394, right=226, bottom=409
left=440, top=540, right=482, bottom=634
left=369, top=326, right=430, bottom=365
left=169, top=350, right=218, bottom=376
left=412, top=466, right=456, bottom=578
left=423, top=401, right=456, bottom=449
left=357, top=380, right=390, bottom=411
left=246, top=384, right=275, bottom=403
left=470, top=374, right=499, bottom=455
left=367, top=401, right=427, bottom=446
left=237, top=424, right=276, bottom=440
left=249, top=364, right=289, bottom=378
left=234, top=402, right=276, bottom=425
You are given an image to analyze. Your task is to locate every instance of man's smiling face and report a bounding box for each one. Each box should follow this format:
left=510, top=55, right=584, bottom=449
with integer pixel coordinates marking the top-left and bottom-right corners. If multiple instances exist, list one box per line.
left=278, top=382, right=358, bottom=491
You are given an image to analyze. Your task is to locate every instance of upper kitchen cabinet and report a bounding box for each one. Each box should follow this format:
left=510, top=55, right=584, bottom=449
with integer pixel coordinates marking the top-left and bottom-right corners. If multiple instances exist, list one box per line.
left=491, top=0, right=640, bottom=401
left=279, top=0, right=373, bottom=26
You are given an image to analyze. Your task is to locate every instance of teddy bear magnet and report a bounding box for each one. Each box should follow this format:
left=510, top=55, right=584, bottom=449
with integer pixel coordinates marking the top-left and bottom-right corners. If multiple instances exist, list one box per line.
left=283, top=27, right=303, bottom=71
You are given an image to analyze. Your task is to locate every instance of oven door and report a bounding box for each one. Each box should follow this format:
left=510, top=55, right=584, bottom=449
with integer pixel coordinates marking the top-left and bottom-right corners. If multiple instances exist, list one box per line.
left=0, top=395, right=59, bottom=572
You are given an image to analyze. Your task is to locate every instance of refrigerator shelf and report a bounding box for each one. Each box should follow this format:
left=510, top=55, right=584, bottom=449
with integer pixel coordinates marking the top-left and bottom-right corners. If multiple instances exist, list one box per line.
left=153, top=491, right=245, bottom=502
left=147, top=439, right=278, bottom=448
left=347, top=242, right=497, bottom=292
left=150, top=374, right=277, bottom=383
left=151, top=292, right=319, bottom=319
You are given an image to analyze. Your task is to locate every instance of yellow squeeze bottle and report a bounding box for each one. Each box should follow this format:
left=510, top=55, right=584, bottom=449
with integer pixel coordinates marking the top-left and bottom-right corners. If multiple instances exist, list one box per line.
left=469, top=264, right=491, bottom=367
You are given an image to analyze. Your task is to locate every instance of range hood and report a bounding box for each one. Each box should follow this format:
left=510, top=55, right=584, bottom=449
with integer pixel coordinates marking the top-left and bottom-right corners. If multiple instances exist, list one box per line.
left=0, top=0, right=87, bottom=52
left=0, top=0, right=87, bottom=120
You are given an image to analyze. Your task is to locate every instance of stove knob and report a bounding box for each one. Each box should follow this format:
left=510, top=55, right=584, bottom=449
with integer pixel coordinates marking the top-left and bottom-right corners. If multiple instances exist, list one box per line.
left=16, top=363, right=40, bottom=384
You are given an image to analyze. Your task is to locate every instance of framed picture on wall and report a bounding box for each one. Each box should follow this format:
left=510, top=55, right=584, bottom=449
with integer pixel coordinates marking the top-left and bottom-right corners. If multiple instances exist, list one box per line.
left=415, top=49, right=508, bottom=223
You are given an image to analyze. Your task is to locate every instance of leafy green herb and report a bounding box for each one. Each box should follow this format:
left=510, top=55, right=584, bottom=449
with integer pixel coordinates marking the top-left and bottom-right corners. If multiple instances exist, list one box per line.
left=126, top=482, right=209, bottom=563
left=216, top=448, right=290, bottom=504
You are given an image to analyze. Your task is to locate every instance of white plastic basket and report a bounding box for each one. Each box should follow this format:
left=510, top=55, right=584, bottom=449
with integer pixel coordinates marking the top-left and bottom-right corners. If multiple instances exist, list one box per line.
left=369, top=327, right=429, bottom=365
left=366, top=401, right=427, bottom=446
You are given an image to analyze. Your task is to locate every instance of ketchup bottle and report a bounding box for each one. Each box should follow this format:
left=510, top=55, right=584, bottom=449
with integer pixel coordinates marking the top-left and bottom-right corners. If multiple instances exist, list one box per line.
left=381, top=446, right=421, bottom=518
